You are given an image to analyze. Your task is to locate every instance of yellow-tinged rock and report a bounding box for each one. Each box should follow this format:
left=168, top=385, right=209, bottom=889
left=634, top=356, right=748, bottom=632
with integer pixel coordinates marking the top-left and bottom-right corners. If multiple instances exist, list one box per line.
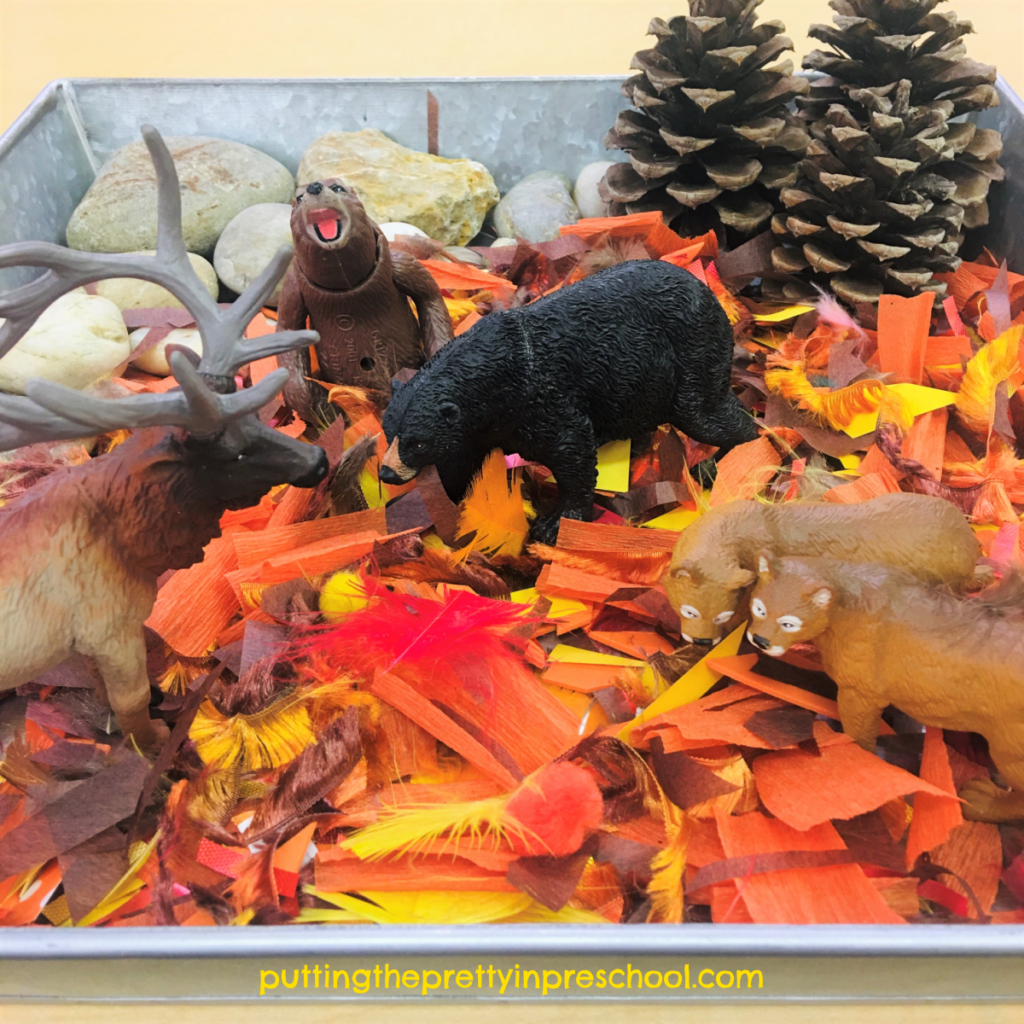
left=94, top=251, right=219, bottom=310
left=297, top=128, right=499, bottom=246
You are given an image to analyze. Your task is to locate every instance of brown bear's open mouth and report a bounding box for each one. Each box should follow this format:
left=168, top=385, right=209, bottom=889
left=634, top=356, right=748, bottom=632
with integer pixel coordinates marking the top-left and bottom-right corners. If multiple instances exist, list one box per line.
left=306, top=207, right=346, bottom=245
left=313, top=218, right=342, bottom=243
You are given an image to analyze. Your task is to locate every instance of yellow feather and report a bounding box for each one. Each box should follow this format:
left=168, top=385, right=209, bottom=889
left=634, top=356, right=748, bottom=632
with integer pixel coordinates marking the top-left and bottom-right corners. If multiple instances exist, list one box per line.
left=646, top=806, right=689, bottom=924
left=157, top=656, right=209, bottom=695
left=308, top=888, right=534, bottom=925
left=956, top=326, right=1022, bottom=434
left=764, top=367, right=884, bottom=432
left=190, top=691, right=316, bottom=770
left=341, top=794, right=538, bottom=861
left=455, top=448, right=535, bottom=559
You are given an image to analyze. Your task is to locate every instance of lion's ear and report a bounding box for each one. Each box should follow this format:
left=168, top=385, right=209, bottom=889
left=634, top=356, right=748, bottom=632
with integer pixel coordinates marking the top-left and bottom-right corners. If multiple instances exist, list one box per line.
left=728, top=567, right=756, bottom=590
left=670, top=561, right=696, bottom=581
left=755, top=549, right=778, bottom=577
left=809, top=586, right=833, bottom=609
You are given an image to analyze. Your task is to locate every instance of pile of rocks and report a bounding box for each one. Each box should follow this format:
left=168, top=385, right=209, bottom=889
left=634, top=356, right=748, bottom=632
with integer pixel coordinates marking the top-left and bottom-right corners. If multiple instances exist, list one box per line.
left=0, top=127, right=624, bottom=393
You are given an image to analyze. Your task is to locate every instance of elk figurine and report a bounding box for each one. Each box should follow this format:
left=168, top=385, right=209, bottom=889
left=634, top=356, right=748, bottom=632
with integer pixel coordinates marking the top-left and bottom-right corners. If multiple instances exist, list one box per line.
left=0, top=126, right=327, bottom=752
left=748, top=552, right=1024, bottom=823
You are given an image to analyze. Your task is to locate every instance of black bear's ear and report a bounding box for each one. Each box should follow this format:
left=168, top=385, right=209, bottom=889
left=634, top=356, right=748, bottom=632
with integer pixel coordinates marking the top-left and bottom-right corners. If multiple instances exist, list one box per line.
left=438, top=401, right=460, bottom=427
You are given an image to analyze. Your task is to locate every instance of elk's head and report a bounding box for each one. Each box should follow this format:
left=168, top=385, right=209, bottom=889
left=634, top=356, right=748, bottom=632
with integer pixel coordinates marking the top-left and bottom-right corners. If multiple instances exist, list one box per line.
left=0, top=125, right=328, bottom=518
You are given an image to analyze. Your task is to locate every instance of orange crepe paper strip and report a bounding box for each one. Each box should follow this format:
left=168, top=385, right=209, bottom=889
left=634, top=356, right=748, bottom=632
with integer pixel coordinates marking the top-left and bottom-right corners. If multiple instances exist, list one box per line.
left=315, top=849, right=516, bottom=893
left=902, top=407, right=948, bottom=481
left=248, top=355, right=280, bottom=390
left=706, top=654, right=895, bottom=734
left=257, top=531, right=396, bottom=586
left=587, top=628, right=676, bottom=659
left=541, top=662, right=636, bottom=693
left=147, top=535, right=239, bottom=657
left=633, top=684, right=787, bottom=751
left=559, top=212, right=695, bottom=259
left=822, top=470, right=902, bottom=504
left=219, top=493, right=276, bottom=532
left=454, top=310, right=482, bottom=337
left=715, top=811, right=904, bottom=924
left=877, top=292, right=933, bottom=384
left=368, top=672, right=520, bottom=790
left=905, top=727, right=964, bottom=869
left=556, top=518, right=680, bottom=552
left=926, top=335, right=974, bottom=367
left=267, top=484, right=315, bottom=529
left=420, top=261, right=516, bottom=299
left=537, top=563, right=627, bottom=604
left=708, top=436, right=782, bottom=507
left=410, top=656, right=580, bottom=775
left=232, top=508, right=387, bottom=569
left=931, top=821, right=1003, bottom=919
left=0, top=862, right=62, bottom=927
left=752, top=722, right=951, bottom=832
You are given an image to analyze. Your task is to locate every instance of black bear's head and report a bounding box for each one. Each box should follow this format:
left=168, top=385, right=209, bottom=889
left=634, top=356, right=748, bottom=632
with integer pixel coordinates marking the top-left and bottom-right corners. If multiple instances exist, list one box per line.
left=379, top=377, right=462, bottom=484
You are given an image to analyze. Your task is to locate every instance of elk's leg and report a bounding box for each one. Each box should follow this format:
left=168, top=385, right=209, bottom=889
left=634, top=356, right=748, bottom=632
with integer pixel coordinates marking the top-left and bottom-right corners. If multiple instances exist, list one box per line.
left=836, top=688, right=885, bottom=752
left=961, top=746, right=1024, bottom=822
left=93, top=633, right=169, bottom=754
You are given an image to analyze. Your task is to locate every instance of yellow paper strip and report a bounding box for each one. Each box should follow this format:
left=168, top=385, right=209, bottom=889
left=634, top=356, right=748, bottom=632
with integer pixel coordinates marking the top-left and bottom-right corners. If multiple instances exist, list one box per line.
left=548, top=644, right=645, bottom=668
left=643, top=507, right=701, bottom=531
left=842, top=382, right=958, bottom=438
left=546, top=596, right=589, bottom=618
left=510, top=587, right=540, bottom=604
left=595, top=438, right=631, bottom=492
left=617, top=623, right=746, bottom=743
left=752, top=304, right=815, bottom=323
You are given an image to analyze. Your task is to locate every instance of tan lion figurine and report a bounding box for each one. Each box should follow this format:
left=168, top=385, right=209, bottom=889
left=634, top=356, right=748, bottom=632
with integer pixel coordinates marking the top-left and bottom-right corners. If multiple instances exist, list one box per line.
left=663, top=493, right=985, bottom=646
left=748, top=551, right=1024, bottom=823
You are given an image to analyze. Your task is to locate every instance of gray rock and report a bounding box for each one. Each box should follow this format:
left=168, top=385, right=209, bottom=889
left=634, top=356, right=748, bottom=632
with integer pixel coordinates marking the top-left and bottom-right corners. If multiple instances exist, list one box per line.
left=213, top=203, right=294, bottom=305
left=574, top=161, right=616, bottom=219
left=67, top=137, right=295, bottom=257
left=492, top=171, right=580, bottom=243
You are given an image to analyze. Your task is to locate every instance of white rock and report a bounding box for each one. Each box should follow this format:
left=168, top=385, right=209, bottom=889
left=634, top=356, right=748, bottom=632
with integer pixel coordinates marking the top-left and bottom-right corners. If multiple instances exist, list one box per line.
left=574, top=161, right=617, bottom=219
left=67, top=136, right=295, bottom=257
left=490, top=237, right=518, bottom=248
left=493, top=171, right=580, bottom=243
left=0, top=292, right=130, bottom=394
left=297, top=128, right=499, bottom=246
left=213, top=203, right=294, bottom=305
left=130, top=327, right=203, bottom=377
left=378, top=221, right=428, bottom=242
left=93, top=252, right=219, bottom=310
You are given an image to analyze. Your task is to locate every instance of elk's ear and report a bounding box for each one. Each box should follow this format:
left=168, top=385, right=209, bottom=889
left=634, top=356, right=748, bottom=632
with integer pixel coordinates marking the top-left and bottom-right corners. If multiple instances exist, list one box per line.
left=808, top=586, right=833, bottom=609
left=756, top=550, right=777, bottom=577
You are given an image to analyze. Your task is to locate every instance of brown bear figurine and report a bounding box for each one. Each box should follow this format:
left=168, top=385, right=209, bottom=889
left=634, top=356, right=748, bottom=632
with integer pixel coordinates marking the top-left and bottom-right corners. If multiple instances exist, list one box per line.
left=276, top=178, right=453, bottom=423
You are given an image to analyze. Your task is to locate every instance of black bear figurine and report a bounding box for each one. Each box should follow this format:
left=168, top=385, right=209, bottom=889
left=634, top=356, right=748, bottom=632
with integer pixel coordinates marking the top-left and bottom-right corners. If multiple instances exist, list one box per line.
left=380, top=259, right=757, bottom=544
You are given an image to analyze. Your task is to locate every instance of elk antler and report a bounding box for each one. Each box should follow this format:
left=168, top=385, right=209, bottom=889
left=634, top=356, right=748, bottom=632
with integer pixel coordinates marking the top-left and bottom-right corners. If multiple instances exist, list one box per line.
left=0, top=125, right=318, bottom=452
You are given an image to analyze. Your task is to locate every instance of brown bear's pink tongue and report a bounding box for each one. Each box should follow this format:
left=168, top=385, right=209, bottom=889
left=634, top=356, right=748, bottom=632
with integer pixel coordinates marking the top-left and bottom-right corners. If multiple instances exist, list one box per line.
left=308, top=208, right=342, bottom=241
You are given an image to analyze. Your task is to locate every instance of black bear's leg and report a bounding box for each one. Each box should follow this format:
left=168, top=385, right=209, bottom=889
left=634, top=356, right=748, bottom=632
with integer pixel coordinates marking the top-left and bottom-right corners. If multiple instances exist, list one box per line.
left=671, top=388, right=757, bottom=454
left=529, top=417, right=598, bottom=546
left=434, top=452, right=484, bottom=504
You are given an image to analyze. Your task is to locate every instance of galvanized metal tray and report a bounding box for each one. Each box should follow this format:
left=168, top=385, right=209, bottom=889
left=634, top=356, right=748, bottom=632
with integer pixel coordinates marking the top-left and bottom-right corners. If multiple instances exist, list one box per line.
left=1, top=76, right=1023, bottom=1004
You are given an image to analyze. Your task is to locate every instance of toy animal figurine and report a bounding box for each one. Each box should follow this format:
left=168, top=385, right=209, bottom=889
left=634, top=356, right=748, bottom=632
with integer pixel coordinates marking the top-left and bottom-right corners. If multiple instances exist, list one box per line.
left=378, top=259, right=756, bottom=545
left=663, top=493, right=984, bottom=646
left=749, top=552, right=1024, bottom=823
left=276, top=178, right=453, bottom=423
left=0, top=126, right=327, bottom=753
